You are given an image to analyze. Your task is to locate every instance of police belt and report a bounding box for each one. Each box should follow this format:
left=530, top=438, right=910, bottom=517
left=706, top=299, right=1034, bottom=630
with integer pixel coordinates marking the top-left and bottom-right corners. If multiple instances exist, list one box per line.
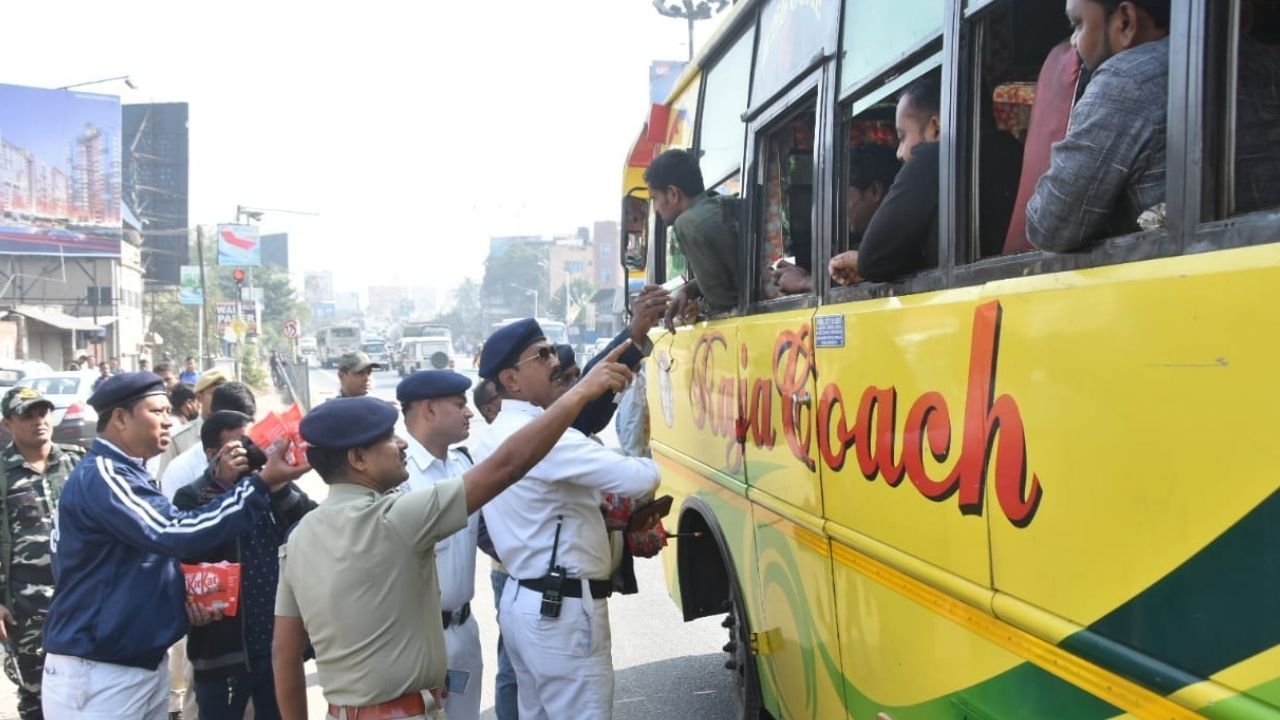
left=441, top=602, right=471, bottom=629
left=519, top=576, right=613, bottom=599
left=8, top=566, right=52, bottom=586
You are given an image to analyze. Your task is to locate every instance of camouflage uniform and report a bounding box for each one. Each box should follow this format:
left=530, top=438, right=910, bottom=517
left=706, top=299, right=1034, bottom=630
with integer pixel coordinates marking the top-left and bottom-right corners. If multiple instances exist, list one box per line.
left=0, top=441, right=83, bottom=720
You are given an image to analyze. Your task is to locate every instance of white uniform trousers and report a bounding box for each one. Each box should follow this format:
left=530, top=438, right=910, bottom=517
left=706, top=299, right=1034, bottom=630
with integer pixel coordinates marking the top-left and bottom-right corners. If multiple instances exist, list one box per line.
left=499, top=579, right=614, bottom=720
left=443, top=612, right=484, bottom=720
left=42, top=652, right=170, bottom=719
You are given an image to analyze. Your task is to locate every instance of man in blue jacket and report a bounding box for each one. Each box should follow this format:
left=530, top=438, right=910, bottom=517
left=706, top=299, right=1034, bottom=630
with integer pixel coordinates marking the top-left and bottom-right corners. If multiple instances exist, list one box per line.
left=40, top=372, right=309, bottom=719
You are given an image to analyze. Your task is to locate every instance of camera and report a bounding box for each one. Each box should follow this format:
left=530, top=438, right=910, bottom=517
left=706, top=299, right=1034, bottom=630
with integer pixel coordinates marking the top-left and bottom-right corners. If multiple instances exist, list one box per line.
left=239, top=437, right=268, bottom=473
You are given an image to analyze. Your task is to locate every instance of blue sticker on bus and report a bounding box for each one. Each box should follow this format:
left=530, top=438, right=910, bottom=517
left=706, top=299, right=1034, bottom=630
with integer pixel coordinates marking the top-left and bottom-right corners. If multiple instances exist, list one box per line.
left=815, top=315, right=844, bottom=348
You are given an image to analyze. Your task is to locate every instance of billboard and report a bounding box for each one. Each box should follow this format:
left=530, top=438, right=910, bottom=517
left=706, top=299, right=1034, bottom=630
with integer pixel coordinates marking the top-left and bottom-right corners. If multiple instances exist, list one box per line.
left=261, top=232, right=288, bottom=270
left=216, top=224, right=261, bottom=266
left=179, top=265, right=203, bottom=304
left=304, top=271, right=334, bottom=303
left=0, top=83, right=122, bottom=257
left=123, top=103, right=188, bottom=284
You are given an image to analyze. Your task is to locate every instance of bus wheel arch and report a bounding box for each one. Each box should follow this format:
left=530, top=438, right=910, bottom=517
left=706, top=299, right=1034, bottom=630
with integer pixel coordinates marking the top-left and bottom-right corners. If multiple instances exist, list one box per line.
left=677, top=497, right=768, bottom=719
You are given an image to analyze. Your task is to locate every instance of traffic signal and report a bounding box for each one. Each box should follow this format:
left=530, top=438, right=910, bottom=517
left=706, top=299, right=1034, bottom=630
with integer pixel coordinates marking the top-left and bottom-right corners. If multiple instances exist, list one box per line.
left=233, top=268, right=246, bottom=289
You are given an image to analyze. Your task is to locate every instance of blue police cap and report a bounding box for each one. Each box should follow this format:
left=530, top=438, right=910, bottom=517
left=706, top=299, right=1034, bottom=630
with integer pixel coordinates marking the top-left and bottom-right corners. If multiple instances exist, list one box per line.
left=87, top=371, right=168, bottom=414
left=554, top=344, right=576, bottom=370
left=396, top=370, right=472, bottom=405
left=299, top=396, right=398, bottom=450
left=478, top=318, right=546, bottom=380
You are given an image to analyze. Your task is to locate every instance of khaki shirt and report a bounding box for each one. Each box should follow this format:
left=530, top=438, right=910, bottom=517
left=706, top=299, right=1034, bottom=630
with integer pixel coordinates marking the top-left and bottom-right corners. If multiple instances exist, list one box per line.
left=275, top=478, right=467, bottom=707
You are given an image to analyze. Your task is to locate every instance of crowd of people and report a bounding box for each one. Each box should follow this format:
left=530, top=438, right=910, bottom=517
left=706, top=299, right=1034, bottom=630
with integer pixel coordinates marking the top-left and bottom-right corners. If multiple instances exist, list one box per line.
left=0, top=263, right=671, bottom=720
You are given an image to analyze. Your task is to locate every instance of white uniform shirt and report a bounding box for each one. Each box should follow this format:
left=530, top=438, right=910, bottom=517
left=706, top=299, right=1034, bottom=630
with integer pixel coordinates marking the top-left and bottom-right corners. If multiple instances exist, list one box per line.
left=474, top=399, right=660, bottom=582
left=400, top=439, right=479, bottom=611
left=159, top=441, right=208, bottom=501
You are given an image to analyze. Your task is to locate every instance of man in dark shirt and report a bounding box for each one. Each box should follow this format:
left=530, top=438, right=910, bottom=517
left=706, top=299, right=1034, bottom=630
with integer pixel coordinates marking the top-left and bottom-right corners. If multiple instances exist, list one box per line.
left=775, top=143, right=901, bottom=293
left=831, top=75, right=1022, bottom=284
left=1026, top=0, right=1170, bottom=250
left=174, top=411, right=315, bottom=720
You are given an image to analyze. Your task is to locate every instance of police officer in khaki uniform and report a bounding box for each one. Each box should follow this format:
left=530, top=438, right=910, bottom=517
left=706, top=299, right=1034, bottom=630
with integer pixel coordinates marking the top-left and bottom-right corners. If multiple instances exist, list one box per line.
left=0, top=387, right=83, bottom=720
left=335, top=352, right=381, bottom=399
left=272, top=342, right=634, bottom=720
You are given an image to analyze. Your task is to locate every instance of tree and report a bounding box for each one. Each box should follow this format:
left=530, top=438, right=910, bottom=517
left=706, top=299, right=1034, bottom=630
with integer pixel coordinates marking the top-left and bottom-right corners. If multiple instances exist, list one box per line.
left=549, top=278, right=597, bottom=326
left=451, top=277, right=483, bottom=338
left=147, top=289, right=201, bottom=363
left=482, top=243, right=548, bottom=318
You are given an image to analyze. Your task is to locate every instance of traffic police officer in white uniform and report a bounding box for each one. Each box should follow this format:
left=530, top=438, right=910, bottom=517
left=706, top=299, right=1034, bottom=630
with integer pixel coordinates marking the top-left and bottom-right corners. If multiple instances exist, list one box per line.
left=395, top=370, right=483, bottom=720
left=473, top=319, right=661, bottom=719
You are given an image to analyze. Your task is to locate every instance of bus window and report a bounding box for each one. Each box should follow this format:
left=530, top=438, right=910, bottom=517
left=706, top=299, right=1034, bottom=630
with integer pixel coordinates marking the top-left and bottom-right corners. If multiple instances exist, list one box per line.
left=758, top=103, right=816, bottom=300
left=840, top=0, right=943, bottom=93
left=965, top=0, right=1063, bottom=258
left=1217, top=0, right=1280, bottom=218
left=1011, top=0, right=1171, bottom=254
left=829, top=104, right=902, bottom=287
left=698, top=31, right=754, bottom=187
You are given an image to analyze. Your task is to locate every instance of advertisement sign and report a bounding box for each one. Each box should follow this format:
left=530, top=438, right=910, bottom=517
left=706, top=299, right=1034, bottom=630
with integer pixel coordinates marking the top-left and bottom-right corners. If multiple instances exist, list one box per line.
left=240, top=300, right=260, bottom=335
left=304, top=271, right=333, bottom=303
left=0, top=83, right=122, bottom=257
left=311, top=302, right=335, bottom=322
left=215, top=301, right=238, bottom=333
left=179, top=266, right=203, bottom=305
left=216, top=224, right=260, bottom=266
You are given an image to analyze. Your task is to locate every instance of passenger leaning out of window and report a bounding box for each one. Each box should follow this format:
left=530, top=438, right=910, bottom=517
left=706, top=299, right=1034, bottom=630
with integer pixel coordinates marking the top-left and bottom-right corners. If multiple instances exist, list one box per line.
left=1025, top=0, right=1171, bottom=251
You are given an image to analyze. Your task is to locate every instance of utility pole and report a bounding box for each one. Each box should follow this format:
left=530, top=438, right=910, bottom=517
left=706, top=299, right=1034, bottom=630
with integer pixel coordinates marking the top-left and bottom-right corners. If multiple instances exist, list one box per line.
left=196, top=225, right=210, bottom=368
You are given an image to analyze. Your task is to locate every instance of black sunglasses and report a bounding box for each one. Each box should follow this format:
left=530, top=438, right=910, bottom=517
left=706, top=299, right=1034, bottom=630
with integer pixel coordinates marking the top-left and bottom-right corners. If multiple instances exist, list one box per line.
left=511, top=345, right=554, bottom=368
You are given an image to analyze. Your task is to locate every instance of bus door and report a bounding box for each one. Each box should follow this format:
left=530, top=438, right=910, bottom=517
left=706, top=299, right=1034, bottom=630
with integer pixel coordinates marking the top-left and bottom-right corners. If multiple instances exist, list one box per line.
left=738, top=52, right=846, bottom=717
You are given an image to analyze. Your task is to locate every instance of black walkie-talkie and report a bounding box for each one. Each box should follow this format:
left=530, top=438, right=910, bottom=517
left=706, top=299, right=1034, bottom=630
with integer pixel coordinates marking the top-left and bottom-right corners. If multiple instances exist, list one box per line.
left=541, top=515, right=566, bottom=618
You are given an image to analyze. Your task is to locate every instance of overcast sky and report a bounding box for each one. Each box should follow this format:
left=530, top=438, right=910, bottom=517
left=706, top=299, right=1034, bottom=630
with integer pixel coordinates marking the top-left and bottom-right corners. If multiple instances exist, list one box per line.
left=3, top=1, right=720, bottom=302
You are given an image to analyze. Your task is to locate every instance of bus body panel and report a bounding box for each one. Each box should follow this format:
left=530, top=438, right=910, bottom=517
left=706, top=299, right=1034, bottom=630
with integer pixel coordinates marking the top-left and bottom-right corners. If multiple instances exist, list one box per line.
left=814, top=284, right=994, bottom=588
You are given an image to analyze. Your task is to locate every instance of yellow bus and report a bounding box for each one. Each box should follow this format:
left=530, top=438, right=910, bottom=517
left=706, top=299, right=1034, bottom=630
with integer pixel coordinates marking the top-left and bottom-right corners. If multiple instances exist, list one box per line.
left=621, top=1, right=1280, bottom=718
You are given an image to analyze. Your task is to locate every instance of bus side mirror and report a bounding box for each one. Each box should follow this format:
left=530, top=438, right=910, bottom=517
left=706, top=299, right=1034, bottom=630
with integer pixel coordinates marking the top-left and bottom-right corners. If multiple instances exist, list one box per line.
left=623, top=195, right=649, bottom=272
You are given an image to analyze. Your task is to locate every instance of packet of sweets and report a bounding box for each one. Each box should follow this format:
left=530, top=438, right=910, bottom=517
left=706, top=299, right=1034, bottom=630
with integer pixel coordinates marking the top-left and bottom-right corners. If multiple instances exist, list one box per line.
left=181, top=561, right=241, bottom=616
left=279, top=404, right=307, bottom=465
left=248, top=411, right=287, bottom=451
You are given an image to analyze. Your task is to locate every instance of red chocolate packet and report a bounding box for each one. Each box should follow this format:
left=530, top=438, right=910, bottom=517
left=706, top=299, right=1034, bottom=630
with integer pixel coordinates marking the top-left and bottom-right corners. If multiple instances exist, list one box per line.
left=181, top=562, right=242, bottom=617
left=248, top=404, right=307, bottom=467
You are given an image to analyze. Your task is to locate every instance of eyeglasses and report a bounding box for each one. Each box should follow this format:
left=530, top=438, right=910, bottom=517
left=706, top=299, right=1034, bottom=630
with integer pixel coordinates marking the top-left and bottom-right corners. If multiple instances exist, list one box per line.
left=511, top=345, right=555, bottom=368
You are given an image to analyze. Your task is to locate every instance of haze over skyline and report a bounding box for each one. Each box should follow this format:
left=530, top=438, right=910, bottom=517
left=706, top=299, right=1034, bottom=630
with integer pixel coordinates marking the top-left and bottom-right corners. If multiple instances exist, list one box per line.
left=2, top=1, right=721, bottom=303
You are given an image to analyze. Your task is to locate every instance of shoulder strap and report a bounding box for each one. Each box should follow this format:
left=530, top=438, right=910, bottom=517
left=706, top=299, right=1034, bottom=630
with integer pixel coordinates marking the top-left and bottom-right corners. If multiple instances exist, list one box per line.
left=454, top=446, right=473, bottom=464
left=0, top=459, right=12, bottom=609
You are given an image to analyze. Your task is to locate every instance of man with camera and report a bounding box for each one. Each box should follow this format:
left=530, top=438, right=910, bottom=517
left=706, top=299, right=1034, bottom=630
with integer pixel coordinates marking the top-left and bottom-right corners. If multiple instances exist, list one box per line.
left=41, top=372, right=310, bottom=719
left=161, top=382, right=257, bottom=501
left=173, top=411, right=317, bottom=720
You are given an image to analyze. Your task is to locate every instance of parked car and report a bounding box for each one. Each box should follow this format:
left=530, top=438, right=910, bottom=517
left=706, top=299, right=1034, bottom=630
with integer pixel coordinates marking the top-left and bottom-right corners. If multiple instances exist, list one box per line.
left=0, top=372, right=100, bottom=449
left=0, top=361, right=56, bottom=390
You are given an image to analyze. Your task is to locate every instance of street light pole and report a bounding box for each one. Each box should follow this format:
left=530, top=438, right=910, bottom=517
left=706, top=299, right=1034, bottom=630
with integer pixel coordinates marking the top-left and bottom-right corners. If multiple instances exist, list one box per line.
left=512, top=284, right=539, bottom=319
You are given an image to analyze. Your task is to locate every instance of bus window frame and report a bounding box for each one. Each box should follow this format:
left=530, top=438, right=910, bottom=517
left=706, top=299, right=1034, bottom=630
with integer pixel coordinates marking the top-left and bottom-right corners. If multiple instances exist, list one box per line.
left=839, top=1, right=946, bottom=98
left=744, top=68, right=830, bottom=316
left=694, top=24, right=758, bottom=192
left=818, top=0, right=1257, bottom=309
